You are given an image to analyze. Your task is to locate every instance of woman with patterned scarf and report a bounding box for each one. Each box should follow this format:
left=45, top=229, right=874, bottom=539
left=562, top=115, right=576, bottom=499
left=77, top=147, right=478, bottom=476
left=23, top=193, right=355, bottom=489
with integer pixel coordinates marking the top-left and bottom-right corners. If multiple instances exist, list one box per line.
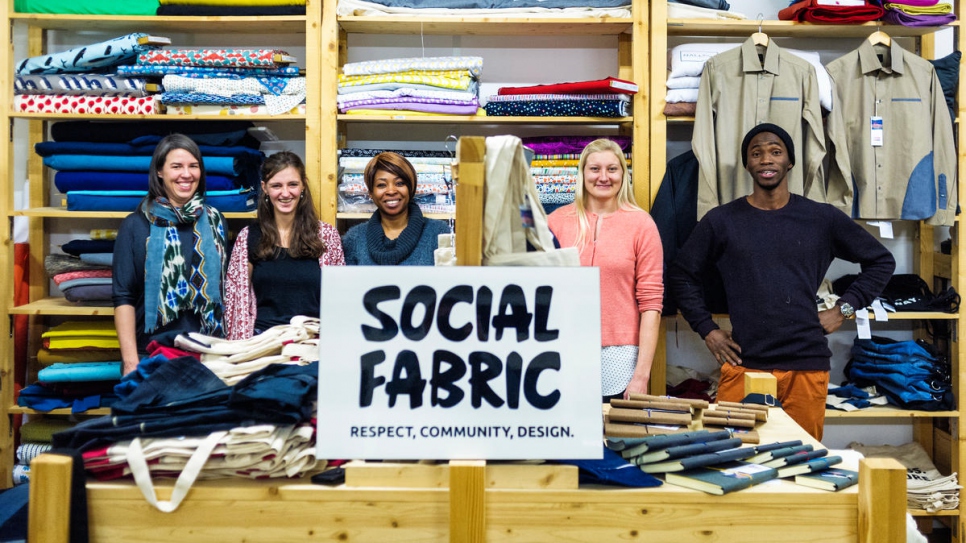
left=113, top=133, right=228, bottom=375
left=341, top=151, right=449, bottom=265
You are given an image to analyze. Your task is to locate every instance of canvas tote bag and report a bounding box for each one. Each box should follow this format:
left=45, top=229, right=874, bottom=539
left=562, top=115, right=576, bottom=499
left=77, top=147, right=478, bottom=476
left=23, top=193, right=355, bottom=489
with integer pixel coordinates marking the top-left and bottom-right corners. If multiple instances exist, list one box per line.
left=481, top=135, right=580, bottom=267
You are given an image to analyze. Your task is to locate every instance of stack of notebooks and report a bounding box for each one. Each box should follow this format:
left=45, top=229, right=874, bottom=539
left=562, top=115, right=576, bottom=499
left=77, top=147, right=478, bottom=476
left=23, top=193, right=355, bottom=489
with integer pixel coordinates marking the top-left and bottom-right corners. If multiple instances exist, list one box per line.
left=606, top=431, right=858, bottom=495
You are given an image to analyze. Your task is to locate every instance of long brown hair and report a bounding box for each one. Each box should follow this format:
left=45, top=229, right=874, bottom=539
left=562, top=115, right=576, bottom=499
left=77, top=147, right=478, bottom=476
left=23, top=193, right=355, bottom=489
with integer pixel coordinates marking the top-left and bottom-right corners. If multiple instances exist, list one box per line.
left=253, top=151, right=325, bottom=260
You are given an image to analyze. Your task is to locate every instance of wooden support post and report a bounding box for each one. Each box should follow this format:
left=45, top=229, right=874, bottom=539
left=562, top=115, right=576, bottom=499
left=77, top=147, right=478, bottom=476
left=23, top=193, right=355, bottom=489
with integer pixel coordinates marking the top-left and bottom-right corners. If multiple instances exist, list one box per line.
left=744, top=372, right=778, bottom=397
left=449, top=460, right=486, bottom=543
left=858, top=457, right=906, bottom=543
left=455, top=137, right=486, bottom=267
left=28, top=454, right=73, bottom=543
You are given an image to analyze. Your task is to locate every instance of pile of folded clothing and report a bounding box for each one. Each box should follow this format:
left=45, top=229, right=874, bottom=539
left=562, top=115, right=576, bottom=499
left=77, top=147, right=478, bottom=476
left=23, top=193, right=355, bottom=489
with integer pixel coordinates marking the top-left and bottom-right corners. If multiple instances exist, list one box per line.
left=850, top=441, right=961, bottom=512
left=337, top=148, right=455, bottom=215
left=38, top=120, right=263, bottom=213
left=46, top=236, right=115, bottom=304
left=14, top=0, right=158, bottom=14
left=779, top=0, right=885, bottom=23
left=336, top=0, right=632, bottom=18
left=14, top=33, right=164, bottom=115
left=338, top=56, right=483, bottom=116
left=878, top=0, right=956, bottom=26
left=121, top=46, right=306, bottom=116
left=485, top=76, right=636, bottom=118
left=521, top=135, right=632, bottom=211
left=157, top=0, right=307, bottom=15
left=13, top=418, right=78, bottom=485
left=17, top=322, right=121, bottom=417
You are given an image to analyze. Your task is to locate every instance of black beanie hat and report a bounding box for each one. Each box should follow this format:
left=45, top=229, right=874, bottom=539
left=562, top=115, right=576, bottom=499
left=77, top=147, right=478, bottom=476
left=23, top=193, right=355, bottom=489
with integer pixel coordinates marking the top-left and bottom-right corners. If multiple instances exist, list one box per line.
left=741, top=123, right=795, bottom=167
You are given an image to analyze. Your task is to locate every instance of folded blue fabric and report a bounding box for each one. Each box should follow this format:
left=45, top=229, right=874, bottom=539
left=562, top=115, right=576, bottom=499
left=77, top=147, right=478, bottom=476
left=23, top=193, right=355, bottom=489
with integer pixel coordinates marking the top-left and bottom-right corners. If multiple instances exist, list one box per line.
left=66, top=189, right=255, bottom=213
left=51, top=120, right=254, bottom=146
left=38, top=362, right=123, bottom=383
left=55, top=170, right=241, bottom=193
left=62, top=284, right=113, bottom=304
left=46, top=155, right=244, bottom=177
left=79, top=253, right=114, bottom=266
left=555, top=446, right=663, bottom=488
left=57, top=277, right=112, bottom=290
left=36, top=140, right=263, bottom=160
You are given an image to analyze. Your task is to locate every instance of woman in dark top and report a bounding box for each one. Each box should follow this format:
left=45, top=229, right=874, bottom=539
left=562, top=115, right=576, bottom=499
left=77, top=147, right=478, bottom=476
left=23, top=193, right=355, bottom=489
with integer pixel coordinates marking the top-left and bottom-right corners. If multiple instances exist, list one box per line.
left=223, top=151, right=345, bottom=339
left=113, top=133, right=228, bottom=375
left=341, top=152, right=448, bottom=265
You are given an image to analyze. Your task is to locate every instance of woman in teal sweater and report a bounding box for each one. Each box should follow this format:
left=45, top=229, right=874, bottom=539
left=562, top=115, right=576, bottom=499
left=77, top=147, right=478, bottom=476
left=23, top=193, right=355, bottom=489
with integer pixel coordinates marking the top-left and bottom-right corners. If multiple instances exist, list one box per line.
left=342, top=152, right=448, bottom=265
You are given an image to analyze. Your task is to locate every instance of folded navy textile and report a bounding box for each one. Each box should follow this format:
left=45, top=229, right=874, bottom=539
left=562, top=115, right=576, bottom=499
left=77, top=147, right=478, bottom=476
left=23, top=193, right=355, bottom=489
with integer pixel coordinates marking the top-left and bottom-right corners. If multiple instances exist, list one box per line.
left=54, top=171, right=242, bottom=193
left=157, top=4, right=307, bottom=15
left=61, top=239, right=114, bottom=256
left=66, top=189, right=256, bottom=213
left=36, top=140, right=264, bottom=160
left=62, top=284, right=113, bottom=304
left=555, top=446, right=663, bottom=488
left=51, top=120, right=255, bottom=146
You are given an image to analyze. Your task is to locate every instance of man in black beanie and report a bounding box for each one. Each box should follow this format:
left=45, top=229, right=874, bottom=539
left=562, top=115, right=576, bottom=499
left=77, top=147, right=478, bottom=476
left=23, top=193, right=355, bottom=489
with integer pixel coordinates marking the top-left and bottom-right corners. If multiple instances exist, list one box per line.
left=668, top=124, right=895, bottom=440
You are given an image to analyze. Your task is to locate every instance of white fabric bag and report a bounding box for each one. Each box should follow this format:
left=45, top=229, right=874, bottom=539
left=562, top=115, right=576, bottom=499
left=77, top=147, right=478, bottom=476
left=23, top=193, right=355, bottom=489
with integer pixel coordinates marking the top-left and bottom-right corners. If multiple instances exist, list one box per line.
left=481, top=135, right=579, bottom=267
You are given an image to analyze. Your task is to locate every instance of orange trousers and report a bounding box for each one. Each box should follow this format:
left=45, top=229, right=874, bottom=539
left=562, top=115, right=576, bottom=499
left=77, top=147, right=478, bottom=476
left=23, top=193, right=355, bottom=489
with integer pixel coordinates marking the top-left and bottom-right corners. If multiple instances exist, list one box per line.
left=717, top=363, right=829, bottom=441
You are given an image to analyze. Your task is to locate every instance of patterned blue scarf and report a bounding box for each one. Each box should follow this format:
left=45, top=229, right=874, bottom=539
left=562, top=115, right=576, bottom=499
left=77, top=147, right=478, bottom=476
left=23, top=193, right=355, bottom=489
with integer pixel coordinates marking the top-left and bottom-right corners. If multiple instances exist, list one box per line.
left=141, top=193, right=226, bottom=336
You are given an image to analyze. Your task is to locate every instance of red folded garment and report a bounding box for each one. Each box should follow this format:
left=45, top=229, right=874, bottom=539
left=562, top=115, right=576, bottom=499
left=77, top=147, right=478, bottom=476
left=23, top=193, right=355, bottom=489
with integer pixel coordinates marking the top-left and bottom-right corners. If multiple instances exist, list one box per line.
left=779, top=0, right=885, bottom=22
left=498, top=76, right=638, bottom=96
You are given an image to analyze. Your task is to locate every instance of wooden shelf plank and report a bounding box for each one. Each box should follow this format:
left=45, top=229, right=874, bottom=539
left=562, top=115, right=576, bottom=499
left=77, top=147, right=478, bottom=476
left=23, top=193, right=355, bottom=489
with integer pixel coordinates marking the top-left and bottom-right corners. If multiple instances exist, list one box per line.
left=337, top=114, right=633, bottom=124
left=908, top=509, right=960, bottom=517
left=11, top=207, right=254, bottom=219
left=666, top=19, right=954, bottom=38
left=338, top=16, right=632, bottom=36
left=9, top=298, right=115, bottom=316
left=825, top=406, right=959, bottom=419
left=8, top=406, right=110, bottom=416
left=9, top=13, right=306, bottom=34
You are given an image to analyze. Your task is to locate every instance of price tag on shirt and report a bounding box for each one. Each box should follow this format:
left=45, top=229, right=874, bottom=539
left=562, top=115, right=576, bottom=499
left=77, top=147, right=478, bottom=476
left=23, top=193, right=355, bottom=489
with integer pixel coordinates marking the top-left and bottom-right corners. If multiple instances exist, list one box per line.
left=855, top=308, right=872, bottom=340
left=870, top=116, right=884, bottom=147
left=870, top=298, right=889, bottom=322
left=867, top=221, right=894, bottom=239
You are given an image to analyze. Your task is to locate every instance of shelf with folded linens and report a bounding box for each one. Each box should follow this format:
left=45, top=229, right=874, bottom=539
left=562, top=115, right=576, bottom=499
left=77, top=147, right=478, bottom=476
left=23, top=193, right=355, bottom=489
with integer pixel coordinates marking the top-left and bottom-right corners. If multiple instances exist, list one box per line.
left=665, top=19, right=955, bottom=38
left=336, top=16, right=633, bottom=36
left=0, top=3, right=324, bottom=489
left=335, top=114, right=633, bottom=124
left=824, top=406, right=960, bottom=419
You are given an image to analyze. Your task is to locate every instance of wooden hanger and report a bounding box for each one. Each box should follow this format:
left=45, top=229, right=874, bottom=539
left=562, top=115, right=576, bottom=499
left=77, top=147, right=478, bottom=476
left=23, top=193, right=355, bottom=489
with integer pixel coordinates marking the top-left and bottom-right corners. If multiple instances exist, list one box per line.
left=868, top=27, right=891, bottom=47
left=751, top=15, right=769, bottom=47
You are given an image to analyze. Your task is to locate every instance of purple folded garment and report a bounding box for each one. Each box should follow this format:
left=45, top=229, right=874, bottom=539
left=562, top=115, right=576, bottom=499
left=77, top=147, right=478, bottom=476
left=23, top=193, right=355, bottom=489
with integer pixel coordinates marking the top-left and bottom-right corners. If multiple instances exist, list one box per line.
left=883, top=9, right=956, bottom=25
left=522, top=135, right=632, bottom=155
left=342, top=102, right=480, bottom=115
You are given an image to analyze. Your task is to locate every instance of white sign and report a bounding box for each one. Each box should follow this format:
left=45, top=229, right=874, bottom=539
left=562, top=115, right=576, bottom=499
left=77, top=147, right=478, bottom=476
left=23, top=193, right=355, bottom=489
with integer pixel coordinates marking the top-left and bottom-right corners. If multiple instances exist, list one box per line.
left=316, top=266, right=602, bottom=460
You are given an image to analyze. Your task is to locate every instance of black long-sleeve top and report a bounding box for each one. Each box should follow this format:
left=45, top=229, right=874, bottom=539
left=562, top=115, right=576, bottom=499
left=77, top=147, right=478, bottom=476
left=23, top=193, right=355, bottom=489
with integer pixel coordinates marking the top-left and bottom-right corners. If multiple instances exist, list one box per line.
left=668, top=194, right=896, bottom=371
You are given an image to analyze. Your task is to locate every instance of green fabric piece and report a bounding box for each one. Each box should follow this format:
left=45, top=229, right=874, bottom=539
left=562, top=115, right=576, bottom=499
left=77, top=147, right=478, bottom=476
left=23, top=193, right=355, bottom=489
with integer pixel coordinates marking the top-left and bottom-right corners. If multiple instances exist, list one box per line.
left=14, top=0, right=158, bottom=15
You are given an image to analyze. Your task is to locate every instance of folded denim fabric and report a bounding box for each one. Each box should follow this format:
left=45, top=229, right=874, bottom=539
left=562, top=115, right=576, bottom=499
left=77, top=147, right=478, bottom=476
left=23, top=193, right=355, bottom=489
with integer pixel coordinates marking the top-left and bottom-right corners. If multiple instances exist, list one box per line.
left=555, top=446, right=662, bottom=487
left=62, top=284, right=114, bottom=304
left=60, top=239, right=115, bottom=256
left=79, top=253, right=114, bottom=267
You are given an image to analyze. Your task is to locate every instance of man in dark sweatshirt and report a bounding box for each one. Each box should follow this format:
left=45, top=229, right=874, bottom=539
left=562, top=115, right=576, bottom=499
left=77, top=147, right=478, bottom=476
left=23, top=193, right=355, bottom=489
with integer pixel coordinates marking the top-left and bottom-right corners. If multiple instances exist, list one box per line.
left=668, top=123, right=895, bottom=440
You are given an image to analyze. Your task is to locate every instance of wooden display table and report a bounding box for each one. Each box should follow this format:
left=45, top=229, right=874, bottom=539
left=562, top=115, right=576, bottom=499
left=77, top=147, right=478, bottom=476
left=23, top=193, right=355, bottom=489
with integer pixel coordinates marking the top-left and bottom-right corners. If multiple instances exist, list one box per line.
left=29, top=408, right=906, bottom=543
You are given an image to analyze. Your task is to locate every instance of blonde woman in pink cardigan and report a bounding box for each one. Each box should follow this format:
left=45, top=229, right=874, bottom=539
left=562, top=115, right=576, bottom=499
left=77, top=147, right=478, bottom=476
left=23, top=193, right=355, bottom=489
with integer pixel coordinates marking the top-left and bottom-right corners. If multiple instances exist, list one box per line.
left=547, top=139, right=664, bottom=401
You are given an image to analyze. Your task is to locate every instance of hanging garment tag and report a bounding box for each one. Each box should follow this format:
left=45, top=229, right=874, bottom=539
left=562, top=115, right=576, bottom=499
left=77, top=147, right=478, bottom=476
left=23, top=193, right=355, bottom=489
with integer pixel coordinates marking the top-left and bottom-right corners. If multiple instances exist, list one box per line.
left=870, top=298, right=889, bottom=322
left=856, top=308, right=872, bottom=339
left=520, top=198, right=534, bottom=229
left=870, top=116, right=884, bottom=147
left=867, top=220, right=894, bottom=239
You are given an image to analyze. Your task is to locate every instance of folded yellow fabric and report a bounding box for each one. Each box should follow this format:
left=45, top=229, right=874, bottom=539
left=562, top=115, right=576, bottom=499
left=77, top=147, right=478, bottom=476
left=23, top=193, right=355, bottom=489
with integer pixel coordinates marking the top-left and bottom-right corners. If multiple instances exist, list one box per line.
left=46, top=337, right=121, bottom=350
left=884, top=2, right=952, bottom=14
left=37, top=348, right=124, bottom=366
left=339, top=71, right=474, bottom=91
left=42, top=320, right=118, bottom=338
left=90, top=229, right=118, bottom=240
left=20, top=419, right=76, bottom=443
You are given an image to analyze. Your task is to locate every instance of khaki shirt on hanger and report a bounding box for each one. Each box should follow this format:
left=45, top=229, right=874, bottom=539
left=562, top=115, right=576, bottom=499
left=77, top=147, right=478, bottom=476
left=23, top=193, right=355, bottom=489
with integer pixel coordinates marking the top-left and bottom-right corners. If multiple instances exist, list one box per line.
left=692, top=37, right=836, bottom=220
left=825, top=40, right=957, bottom=226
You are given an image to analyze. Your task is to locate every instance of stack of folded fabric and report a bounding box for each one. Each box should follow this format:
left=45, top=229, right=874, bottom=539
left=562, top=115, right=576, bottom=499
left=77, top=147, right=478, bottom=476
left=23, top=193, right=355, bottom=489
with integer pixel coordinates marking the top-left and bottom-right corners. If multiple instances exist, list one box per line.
left=879, top=0, right=956, bottom=25
left=14, top=33, right=165, bottom=115
left=521, top=135, right=632, bottom=211
left=48, top=239, right=115, bottom=304
left=338, top=56, right=483, bottom=116
left=850, top=441, right=961, bottom=513
left=336, top=0, right=633, bottom=17
left=123, top=46, right=306, bottom=116
left=38, top=120, right=263, bottom=213
left=337, top=148, right=455, bottom=215
left=486, top=76, right=636, bottom=118
left=157, top=0, right=307, bottom=15
left=14, top=0, right=158, bottom=14
left=13, top=419, right=78, bottom=485
left=664, top=43, right=833, bottom=116
left=779, top=0, right=885, bottom=23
